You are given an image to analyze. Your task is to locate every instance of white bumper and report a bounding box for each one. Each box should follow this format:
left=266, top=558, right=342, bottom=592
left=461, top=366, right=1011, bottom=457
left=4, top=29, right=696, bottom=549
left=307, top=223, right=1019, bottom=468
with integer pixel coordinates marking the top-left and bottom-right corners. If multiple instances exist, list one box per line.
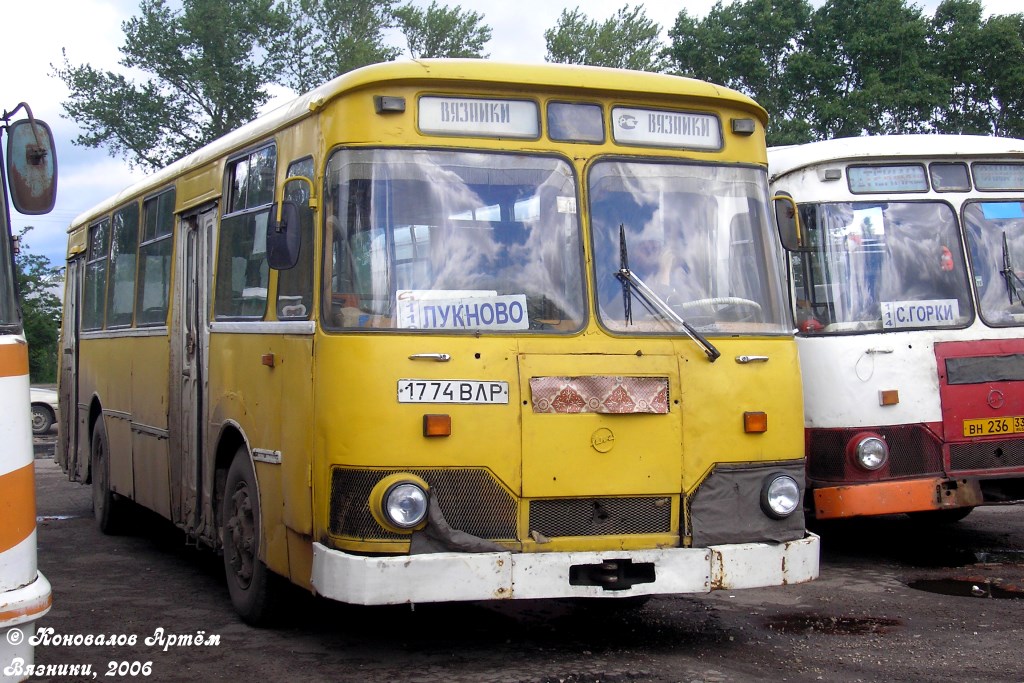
left=1, top=572, right=52, bottom=683
left=311, top=534, right=819, bottom=605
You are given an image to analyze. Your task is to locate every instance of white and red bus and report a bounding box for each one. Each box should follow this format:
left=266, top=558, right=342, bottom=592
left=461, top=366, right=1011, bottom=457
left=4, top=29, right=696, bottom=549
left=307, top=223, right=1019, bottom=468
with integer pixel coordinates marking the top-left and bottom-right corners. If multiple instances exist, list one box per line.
left=770, top=135, right=1024, bottom=521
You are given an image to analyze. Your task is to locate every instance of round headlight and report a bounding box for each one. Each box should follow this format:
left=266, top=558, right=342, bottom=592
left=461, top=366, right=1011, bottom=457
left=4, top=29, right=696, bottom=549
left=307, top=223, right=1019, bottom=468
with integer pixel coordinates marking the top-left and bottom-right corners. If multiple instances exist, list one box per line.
left=761, top=473, right=801, bottom=519
left=383, top=482, right=429, bottom=529
left=855, top=436, right=888, bottom=471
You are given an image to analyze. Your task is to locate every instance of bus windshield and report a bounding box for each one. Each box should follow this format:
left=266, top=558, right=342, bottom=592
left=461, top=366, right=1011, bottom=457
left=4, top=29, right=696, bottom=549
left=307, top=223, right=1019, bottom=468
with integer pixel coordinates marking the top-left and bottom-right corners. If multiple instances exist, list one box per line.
left=794, top=201, right=973, bottom=333
left=591, top=160, right=790, bottom=334
left=323, top=148, right=585, bottom=332
left=963, top=200, right=1024, bottom=327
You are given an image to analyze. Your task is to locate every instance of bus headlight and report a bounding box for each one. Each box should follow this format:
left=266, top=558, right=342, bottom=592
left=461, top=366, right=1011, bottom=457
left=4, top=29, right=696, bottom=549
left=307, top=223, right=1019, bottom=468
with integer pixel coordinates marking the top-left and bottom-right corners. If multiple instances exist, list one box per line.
left=760, top=473, right=800, bottom=519
left=384, top=482, right=428, bottom=529
left=853, top=435, right=888, bottom=471
left=369, top=473, right=430, bottom=532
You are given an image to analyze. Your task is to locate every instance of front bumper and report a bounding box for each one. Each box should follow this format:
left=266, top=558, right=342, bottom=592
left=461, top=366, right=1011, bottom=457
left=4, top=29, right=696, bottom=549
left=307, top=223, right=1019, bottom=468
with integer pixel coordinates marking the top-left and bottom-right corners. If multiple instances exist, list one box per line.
left=812, top=477, right=983, bottom=519
left=311, top=533, right=819, bottom=605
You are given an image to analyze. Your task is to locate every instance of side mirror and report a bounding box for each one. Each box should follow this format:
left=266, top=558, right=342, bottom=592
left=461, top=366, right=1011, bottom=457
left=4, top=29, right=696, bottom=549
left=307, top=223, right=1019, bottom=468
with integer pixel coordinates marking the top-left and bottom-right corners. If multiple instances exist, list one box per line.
left=7, top=118, right=57, bottom=215
left=266, top=201, right=300, bottom=270
left=773, top=194, right=804, bottom=251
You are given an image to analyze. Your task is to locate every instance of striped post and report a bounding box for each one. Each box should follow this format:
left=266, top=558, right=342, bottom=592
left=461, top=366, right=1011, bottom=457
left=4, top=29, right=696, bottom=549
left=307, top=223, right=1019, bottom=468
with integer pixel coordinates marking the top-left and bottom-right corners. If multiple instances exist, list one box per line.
left=0, top=338, right=52, bottom=682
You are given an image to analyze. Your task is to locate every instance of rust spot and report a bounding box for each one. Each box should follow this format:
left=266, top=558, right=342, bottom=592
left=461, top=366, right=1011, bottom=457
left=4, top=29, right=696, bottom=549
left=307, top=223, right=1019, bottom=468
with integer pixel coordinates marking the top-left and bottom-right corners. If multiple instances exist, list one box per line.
left=764, top=613, right=901, bottom=635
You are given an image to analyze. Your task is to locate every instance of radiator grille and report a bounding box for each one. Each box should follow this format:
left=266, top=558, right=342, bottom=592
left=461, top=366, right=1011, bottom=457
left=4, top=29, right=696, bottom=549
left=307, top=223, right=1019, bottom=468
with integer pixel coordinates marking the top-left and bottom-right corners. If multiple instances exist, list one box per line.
left=950, top=438, right=1024, bottom=471
left=329, top=467, right=517, bottom=541
left=528, top=497, right=673, bottom=537
left=807, top=425, right=943, bottom=481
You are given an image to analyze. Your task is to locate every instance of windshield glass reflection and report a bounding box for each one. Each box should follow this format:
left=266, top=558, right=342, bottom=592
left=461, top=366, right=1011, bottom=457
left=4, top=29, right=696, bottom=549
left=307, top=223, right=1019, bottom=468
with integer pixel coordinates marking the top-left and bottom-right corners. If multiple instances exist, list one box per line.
left=792, top=201, right=973, bottom=333
left=964, top=200, right=1024, bottom=327
left=323, top=149, right=585, bottom=332
left=590, top=160, right=790, bottom=335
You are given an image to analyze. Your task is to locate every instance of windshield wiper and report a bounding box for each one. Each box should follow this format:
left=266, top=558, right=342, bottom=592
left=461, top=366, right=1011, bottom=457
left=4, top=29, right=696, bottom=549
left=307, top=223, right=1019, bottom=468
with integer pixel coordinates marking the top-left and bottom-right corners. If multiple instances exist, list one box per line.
left=999, top=231, right=1024, bottom=306
left=615, top=225, right=720, bottom=362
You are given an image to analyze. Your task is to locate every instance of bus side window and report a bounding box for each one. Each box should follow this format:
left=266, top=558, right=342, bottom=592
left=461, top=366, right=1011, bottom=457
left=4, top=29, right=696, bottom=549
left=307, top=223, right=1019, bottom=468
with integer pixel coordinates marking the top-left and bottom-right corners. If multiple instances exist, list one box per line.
left=83, top=217, right=111, bottom=331
left=277, top=157, right=315, bottom=320
left=215, top=145, right=276, bottom=320
left=107, top=202, right=140, bottom=328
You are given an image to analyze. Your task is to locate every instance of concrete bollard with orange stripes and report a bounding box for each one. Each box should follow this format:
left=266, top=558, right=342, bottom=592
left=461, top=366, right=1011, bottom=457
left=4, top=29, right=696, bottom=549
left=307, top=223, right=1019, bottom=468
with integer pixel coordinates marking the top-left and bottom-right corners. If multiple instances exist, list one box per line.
left=0, top=338, right=52, bottom=682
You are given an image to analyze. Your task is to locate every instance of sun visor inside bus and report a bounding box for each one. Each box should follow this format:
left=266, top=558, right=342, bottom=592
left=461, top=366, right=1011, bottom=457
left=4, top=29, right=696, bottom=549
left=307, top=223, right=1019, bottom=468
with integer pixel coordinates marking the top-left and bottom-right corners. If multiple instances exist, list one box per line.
left=946, top=354, right=1024, bottom=384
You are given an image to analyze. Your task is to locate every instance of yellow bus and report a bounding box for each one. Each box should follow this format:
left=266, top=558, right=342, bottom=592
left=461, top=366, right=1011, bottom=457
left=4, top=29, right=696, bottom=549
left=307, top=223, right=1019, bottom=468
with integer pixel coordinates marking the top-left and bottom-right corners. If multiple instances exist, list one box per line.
left=1, top=105, right=55, bottom=681
left=57, top=61, right=818, bottom=624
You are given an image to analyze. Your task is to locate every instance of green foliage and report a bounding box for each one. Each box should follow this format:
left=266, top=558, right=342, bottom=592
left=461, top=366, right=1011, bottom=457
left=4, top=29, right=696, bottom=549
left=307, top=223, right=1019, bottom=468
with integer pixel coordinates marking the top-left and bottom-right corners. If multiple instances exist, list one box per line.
left=544, top=5, right=663, bottom=72
left=55, top=0, right=287, bottom=171
left=665, top=0, right=812, bottom=145
left=792, top=0, right=944, bottom=139
left=930, top=3, right=1024, bottom=137
left=14, top=228, right=62, bottom=383
left=55, top=0, right=1024, bottom=168
left=393, top=1, right=492, bottom=59
left=272, top=0, right=400, bottom=93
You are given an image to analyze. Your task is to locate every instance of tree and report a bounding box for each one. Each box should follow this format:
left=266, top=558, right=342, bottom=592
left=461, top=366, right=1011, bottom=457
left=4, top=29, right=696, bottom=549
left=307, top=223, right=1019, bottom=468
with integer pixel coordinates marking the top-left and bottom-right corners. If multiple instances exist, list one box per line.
left=393, top=2, right=492, bottom=59
left=928, top=4, right=1024, bottom=137
left=271, top=0, right=401, bottom=93
left=928, top=0, right=992, bottom=134
left=665, top=0, right=813, bottom=145
left=983, top=13, right=1024, bottom=137
left=544, top=5, right=664, bottom=72
left=788, top=0, right=944, bottom=140
left=15, top=228, right=62, bottom=383
left=55, top=0, right=287, bottom=171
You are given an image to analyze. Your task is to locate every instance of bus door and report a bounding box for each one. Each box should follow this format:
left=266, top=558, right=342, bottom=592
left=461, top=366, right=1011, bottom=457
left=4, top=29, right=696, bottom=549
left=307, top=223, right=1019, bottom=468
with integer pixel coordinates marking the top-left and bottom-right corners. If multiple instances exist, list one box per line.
left=58, top=257, right=83, bottom=480
left=169, top=206, right=213, bottom=535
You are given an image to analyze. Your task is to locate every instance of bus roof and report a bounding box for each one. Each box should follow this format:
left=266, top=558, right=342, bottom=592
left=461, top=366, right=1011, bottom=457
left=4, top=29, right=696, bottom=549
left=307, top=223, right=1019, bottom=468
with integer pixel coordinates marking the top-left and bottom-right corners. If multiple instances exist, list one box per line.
left=69, top=59, right=765, bottom=231
left=768, top=134, right=1024, bottom=183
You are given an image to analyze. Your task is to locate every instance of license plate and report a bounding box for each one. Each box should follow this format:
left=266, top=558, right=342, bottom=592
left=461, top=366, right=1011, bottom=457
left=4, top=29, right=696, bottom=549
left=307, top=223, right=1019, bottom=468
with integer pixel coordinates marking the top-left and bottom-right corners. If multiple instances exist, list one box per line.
left=963, top=416, right=1024, bottom=437
left=398, top=379, right=509, bottom=404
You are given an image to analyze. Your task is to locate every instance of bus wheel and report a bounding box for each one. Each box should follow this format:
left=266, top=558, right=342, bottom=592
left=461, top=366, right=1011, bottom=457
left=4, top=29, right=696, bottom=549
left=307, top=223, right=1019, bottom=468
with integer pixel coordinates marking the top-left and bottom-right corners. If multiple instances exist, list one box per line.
left=222, top=448, right=280, bottom=625
left=907, top=506, right=975, bottom=524
left=91, top=418, right=124, bottom=534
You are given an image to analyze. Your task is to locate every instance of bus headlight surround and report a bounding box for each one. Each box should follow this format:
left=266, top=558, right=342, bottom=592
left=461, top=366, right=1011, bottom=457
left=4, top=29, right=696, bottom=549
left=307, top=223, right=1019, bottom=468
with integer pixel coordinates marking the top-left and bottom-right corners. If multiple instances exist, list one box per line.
left=760, top=473, right=800, bottom=519
left=851, top=434, right=888, bottom=471
left=369, top=473, right=430, bottom=533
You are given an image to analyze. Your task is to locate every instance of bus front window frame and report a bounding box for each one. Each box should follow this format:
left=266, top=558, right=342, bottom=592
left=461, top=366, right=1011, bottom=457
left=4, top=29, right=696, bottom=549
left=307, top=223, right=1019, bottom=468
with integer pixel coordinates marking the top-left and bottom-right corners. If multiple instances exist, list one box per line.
left=792, top=200, right=974, bottom=334
left=321, top=147, right=586, bottom=334
left=963, top=199, right=1024, bottom=328
left=589, top=158, right=791, bottom=336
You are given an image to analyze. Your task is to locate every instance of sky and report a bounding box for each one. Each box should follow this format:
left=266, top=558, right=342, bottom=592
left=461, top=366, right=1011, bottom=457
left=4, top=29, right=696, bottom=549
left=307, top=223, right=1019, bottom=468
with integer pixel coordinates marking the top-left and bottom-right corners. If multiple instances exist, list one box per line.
left=2, top=0, right=1018, bottom=268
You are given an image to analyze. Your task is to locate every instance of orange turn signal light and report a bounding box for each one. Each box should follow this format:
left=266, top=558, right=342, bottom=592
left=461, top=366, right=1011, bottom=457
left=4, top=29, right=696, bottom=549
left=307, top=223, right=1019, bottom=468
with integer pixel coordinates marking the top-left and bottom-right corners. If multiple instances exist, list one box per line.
left=423, top=414, right=451, bottom=437
left=879, top=390, right=900, bottom=406
left=744, top=411, right=768, bottom=433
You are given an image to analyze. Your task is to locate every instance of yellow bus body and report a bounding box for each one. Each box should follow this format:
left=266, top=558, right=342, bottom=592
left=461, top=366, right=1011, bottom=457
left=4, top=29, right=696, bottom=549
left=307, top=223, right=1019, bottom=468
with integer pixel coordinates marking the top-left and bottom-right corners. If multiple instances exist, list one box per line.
left=58, top=61, right=816, bottom=619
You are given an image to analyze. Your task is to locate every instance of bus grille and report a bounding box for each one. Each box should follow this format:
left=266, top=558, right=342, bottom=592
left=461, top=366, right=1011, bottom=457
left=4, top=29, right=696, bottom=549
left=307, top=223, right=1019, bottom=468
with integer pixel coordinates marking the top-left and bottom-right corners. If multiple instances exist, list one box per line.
left=950, top=438, right=1024, bottom=471
left=329, top=467, right=517, bottom=541
left=528, top=497, right=673, bottom=537
left=807, top=426, right=943, bottom=481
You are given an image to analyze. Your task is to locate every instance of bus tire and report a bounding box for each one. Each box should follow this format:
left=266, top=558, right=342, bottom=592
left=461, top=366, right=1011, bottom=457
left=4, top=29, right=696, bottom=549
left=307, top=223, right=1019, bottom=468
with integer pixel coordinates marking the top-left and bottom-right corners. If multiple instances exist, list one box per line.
left=91, top=418, right=125, bottom=534
left=222, top=448, right=281, bottom=626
